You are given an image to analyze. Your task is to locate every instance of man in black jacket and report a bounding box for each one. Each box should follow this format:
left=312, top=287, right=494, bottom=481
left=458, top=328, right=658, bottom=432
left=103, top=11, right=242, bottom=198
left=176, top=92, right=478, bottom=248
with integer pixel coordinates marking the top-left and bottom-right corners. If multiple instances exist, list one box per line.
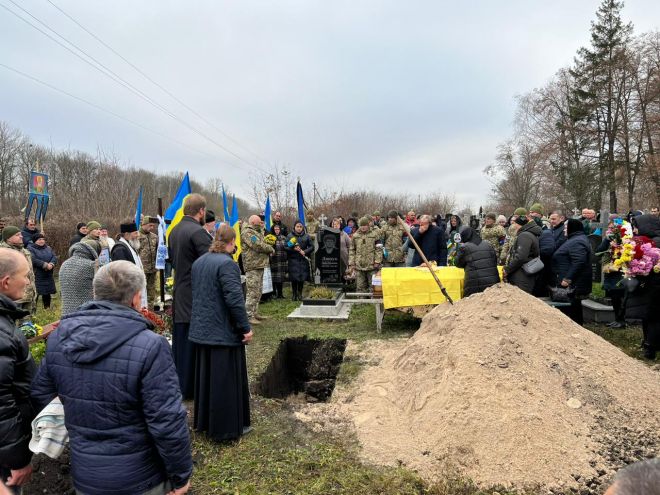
left=0, top=248, right=36, bottom=492
left=168, top=194, right=212, bottom=399
left=410, top=215, right=447, bottom=266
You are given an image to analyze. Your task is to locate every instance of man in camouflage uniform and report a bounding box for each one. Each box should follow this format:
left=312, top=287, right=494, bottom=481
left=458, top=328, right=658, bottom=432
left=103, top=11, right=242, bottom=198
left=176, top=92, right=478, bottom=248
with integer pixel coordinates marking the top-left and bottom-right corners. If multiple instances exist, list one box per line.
left=372, top=211, right=386, bottom=229
left=500, top=207, right=527, bottom=265
left=82, top=220, right=110, bottom=265
left=138, top=217, right=159, bottom=308
left=480, top=212, right=506, bottom=260
left=0, top=226, right=36, bottom=313
left=241, top=215, right=274, bottom=324
left=380, top=210, right=406, bottom=267
left=349, top=216, right=383, bottom=292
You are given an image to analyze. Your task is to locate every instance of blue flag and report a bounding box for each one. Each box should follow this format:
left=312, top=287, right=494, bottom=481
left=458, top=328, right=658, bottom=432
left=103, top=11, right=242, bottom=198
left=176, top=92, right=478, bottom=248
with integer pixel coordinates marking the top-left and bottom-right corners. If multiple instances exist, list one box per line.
left=135, top=186, right=143, bottom=229
left=264, top=196, right=272, bottom=232
left=296, top=180, right=306, bottom=226
left=229, top=194, right=239, bottom=225
left=222, top=184, right=230, bottom=222
left=164, top=172, right=191, bottom=222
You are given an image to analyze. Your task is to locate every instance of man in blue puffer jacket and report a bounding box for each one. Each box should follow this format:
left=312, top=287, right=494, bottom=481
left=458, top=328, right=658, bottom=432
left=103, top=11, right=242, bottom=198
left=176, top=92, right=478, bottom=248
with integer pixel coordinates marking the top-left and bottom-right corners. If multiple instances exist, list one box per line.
left=31, top=261, right=192, bottom=495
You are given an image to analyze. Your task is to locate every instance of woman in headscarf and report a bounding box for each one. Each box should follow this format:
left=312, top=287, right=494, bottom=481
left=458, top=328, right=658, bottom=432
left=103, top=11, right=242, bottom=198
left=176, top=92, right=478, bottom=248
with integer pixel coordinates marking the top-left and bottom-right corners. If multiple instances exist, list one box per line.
left=189, top=224, right=253, bottom=441
left=455, top=227, right=500, bottom=297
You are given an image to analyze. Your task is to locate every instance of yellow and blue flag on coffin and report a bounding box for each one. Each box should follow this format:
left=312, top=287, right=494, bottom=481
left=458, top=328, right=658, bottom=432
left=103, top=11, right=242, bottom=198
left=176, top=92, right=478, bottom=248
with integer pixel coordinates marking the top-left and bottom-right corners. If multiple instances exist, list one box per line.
left=229, top=194, right=241, bottom=262
left=165, top=172, right=192, bottom=241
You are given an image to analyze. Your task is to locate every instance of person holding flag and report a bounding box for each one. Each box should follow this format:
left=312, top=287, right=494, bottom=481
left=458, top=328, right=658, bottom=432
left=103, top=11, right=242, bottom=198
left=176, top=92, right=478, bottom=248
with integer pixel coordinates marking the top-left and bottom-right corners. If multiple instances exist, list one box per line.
left=168, top=193, right=211, bottom=400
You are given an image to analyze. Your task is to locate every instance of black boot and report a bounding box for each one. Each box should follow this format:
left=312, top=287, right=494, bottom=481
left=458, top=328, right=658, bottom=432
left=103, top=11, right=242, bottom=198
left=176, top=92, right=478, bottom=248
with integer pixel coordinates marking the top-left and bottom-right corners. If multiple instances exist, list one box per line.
left=292, top=283, right=298, bottom=301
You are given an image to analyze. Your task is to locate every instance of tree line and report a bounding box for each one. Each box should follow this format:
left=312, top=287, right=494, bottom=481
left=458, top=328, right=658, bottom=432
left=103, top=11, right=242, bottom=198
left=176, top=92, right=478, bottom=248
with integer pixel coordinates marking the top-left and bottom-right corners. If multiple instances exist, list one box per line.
left=486, top=0, right=660, bottom=214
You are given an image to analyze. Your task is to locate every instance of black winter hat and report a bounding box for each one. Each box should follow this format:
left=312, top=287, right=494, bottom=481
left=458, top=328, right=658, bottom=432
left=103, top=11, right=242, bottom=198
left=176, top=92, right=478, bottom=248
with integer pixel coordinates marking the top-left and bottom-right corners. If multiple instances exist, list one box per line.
left=566, top=218, right=584, bottom=236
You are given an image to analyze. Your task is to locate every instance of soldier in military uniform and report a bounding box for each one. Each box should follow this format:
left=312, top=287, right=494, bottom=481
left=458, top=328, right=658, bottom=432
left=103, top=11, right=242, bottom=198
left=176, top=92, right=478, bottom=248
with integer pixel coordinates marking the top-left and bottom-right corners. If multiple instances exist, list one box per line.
left=0, top=226, right=36, bottom=313
left=241, top=215, right=274, bottom=325
left=381, top=210, right=406, bottom=267
left=500, top=207, right=527, bottom=265
left=349, top=216, right=383, bottom=292
left=138, top=217, right=159, bottom=308
left=480, top=212, right=506, bottom=260
left=371, top=211, right=386, bottom=229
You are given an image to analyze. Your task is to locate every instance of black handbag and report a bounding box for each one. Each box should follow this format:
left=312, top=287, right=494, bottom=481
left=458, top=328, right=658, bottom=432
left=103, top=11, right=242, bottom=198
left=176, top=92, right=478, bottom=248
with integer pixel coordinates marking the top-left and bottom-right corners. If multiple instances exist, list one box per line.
left=549, top=286, right=574, bottom=303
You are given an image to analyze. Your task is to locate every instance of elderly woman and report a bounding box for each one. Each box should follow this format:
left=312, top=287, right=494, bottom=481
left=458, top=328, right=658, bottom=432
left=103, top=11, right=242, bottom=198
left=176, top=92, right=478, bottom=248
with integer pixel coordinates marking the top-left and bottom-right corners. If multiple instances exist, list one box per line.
left=332, top=217, right=351, bottom=275
left=190, top=224, right=253, bottom=441
left=269, top=224, right=288, bottom=299
left=27, top=233, right=58, bottom=309
left=285, top=221, right=314, bottom=301
left=59, top=242, right=99, bottom=316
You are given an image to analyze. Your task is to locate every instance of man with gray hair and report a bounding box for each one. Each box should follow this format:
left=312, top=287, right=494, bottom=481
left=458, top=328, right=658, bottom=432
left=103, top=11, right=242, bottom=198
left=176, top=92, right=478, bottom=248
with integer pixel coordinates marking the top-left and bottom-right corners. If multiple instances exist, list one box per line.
left=0, top=248, right=36, bottom=494
left=31, top=261, right=192, bottom=495
left=604, top=458, right=660, bottom=495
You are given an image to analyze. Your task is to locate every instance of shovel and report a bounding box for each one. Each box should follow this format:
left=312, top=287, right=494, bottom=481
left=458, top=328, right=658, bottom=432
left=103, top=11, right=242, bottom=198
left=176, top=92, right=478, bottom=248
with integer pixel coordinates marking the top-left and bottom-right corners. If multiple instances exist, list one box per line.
left=398, top=216, right=454, bottom=305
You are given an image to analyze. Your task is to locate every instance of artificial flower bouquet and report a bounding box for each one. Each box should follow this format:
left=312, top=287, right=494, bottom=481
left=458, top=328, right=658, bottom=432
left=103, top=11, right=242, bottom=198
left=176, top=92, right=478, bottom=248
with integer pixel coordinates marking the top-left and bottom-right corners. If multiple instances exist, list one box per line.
left=603, top=219, right=660, bottom=278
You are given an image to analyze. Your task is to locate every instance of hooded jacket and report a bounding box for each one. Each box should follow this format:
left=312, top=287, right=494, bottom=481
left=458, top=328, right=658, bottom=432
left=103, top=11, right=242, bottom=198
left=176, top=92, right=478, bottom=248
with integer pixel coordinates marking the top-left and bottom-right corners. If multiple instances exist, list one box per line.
left=59, top=242, right=98, bottom=316
left=456, top=228, right=500, bottom=296
left=505, top=221, right=542, bottom=294
left=31, top=301, right=192, bottom=495
left=551, top=229, right=592, bottom=295
left=0, top=294, right=36, bottom=470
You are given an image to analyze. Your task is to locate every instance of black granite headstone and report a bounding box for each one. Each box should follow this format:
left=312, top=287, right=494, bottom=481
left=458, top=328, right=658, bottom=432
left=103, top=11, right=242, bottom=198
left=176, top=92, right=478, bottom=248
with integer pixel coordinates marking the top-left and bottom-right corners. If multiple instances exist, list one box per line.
left=588, top=234, right=602, bottom=283
left=315, top=227, right=342, bottom=285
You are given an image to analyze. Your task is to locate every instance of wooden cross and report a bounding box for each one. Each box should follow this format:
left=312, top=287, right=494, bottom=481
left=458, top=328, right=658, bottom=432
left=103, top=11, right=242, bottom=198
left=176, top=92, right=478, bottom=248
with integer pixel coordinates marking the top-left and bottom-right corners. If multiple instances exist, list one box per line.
left=319, top=214, right=327, bottom=227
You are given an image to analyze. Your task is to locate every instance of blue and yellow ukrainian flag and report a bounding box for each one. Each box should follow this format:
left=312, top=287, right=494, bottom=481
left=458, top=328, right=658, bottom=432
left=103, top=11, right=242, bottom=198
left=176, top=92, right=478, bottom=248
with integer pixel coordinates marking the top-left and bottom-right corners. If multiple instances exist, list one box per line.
left=165, top=172, right=192, bottom=241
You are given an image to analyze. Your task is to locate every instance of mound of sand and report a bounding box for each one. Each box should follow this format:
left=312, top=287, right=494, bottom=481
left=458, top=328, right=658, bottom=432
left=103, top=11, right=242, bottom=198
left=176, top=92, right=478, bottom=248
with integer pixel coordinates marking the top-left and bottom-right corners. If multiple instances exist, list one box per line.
left=338, top=284, right=660, bottom=492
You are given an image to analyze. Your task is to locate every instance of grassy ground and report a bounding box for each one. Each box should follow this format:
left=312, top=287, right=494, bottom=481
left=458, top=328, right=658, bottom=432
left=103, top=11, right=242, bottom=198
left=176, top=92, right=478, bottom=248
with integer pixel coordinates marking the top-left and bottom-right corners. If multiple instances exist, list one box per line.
left=27, top=289, right=657, bottom=495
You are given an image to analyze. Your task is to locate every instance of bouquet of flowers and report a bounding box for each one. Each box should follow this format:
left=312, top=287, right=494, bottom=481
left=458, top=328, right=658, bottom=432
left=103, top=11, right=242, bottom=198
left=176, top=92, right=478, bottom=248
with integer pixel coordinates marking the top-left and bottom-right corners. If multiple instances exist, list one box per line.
left=264, top=234, right=277, bottom=245
left=287, top=236, right=298, bottom=248
left=604, top=219, right=660, bottom=278
left=140, top=308, right=169, bottom=336
left=19, top=321, right=43, bottom=340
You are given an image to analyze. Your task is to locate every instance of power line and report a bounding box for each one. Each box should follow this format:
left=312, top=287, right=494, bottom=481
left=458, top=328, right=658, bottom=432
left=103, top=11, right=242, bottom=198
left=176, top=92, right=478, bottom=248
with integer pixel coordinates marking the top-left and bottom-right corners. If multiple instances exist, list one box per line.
left=46, top=0, right=271, bottom=166
left=0, top=0, right=268, bottom=174
left=0, top=62, right=218, bottom=159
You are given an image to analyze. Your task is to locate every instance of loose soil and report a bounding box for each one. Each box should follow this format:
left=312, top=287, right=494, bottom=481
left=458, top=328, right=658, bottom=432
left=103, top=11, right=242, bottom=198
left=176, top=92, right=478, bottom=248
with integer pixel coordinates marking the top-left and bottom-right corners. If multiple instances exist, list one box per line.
left=299, top=284, right=660, bottom=493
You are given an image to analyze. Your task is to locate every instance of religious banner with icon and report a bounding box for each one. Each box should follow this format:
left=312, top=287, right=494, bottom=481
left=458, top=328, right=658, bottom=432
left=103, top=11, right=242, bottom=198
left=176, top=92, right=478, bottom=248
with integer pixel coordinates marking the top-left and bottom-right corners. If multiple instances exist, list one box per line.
left=25, top=171, right=50, bottom=222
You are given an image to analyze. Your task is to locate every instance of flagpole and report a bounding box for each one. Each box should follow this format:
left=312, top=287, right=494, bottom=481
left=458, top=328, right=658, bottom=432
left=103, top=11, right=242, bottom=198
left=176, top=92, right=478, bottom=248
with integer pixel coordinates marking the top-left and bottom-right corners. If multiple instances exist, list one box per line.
left=158, top=197, right=165, bottom=305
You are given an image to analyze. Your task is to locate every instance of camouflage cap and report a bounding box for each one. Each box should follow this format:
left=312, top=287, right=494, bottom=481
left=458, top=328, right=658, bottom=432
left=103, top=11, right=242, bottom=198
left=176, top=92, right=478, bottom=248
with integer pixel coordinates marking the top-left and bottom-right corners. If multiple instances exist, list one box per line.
left=372, top=210, right=381, bottom=217
left=485, top=212, right=497, bottom=221
left=387, top=210, right=398, bottom=219
left=358, top=216, right=370, bottom=226
left=513, top=207, right=528, bottom=216
left=529, top=203, right=544, bottom=215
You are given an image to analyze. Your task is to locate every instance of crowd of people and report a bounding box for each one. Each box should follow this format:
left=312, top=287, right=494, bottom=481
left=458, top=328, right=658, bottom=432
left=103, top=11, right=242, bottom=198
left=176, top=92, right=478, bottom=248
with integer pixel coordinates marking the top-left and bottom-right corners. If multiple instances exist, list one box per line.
left=0, top=196, right=659, bottom=494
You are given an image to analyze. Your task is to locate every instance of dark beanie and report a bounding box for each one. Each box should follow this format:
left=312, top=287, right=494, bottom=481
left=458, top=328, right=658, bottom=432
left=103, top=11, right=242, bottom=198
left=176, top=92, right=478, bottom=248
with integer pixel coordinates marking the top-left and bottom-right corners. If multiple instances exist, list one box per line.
left=514, top=216, right=528, bottom=226
left=32, top=233, right=45, bottom=242
left=205, top=210, right=216, bottom=224
left=2, top=226, right=20, bottom=242
left=566, top=218, right=583, bottom=236
left=120, top=222, right=138, bottom=233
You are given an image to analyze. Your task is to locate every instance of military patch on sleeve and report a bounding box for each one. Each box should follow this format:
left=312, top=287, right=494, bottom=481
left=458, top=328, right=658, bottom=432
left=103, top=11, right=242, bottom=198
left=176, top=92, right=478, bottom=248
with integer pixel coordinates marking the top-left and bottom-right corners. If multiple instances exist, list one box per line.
left=251, top=235, right=258, bottom=243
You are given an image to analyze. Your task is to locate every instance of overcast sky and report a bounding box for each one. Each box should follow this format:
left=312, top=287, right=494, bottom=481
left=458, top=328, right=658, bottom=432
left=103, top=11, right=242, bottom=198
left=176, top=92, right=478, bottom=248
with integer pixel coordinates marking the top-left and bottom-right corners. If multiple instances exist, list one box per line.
left=1, top=1, right=659, bottom=209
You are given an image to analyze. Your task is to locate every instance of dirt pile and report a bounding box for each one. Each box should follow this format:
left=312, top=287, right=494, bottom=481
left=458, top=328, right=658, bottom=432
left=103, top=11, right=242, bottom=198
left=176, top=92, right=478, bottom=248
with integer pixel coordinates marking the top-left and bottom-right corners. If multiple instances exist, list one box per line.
left=338, top=284, right=660, bottom=492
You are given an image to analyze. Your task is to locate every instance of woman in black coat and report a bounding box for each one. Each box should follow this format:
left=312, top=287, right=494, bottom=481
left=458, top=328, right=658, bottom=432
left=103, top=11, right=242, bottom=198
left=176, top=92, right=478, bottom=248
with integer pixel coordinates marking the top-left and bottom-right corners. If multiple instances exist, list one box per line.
left=551, top=218, right=592, bottom=324
left=189, top=224, right=253, bottom=441
left=269, top=224, right=288, bottom=299
left=624, top=214, right=660, bottom=359
left=455, top=228, right=500, bottom=297
left=503, top=218, right=542, bottom=294
left=27, top=233, right=58, bottom=309
left=285, top=221, right=314, bottom=301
